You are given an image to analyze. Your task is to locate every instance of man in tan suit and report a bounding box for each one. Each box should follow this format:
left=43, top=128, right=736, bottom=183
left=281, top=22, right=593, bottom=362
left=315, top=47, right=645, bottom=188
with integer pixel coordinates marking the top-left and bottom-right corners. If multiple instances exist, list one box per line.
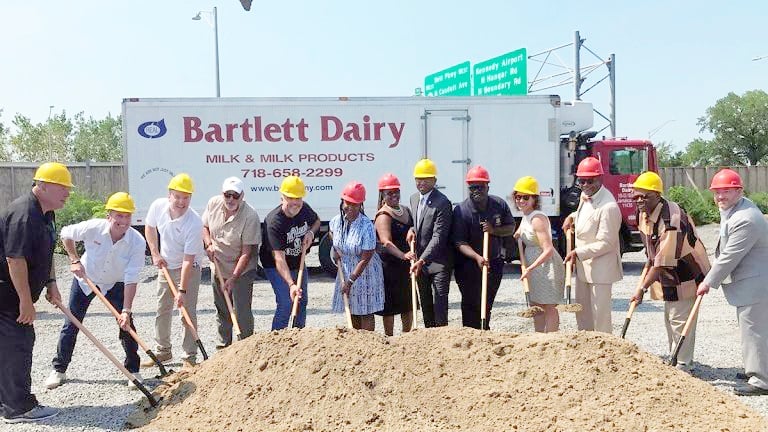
left=563, top=157, right=623, bottom=333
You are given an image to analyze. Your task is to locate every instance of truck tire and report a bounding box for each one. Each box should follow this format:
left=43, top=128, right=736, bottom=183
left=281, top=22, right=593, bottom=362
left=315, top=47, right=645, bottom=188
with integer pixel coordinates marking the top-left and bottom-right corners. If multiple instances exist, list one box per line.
left=318, top=232, right=337, bottom=276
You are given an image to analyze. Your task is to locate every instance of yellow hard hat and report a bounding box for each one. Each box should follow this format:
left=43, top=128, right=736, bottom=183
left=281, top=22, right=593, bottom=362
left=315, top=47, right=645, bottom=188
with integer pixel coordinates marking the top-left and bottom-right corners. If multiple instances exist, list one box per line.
left=513, top=176, right=539, bottom=195
left=413, top=159, right=437, bottom=178
left=33, top=162, right=73, bottom=188
left=168, top=173, right=194, bottom=194
left=105, top=192, right=136, bottom=214
left=279, top=175, right=306, bottom=198
left=633, top=171, right=663, bottom=194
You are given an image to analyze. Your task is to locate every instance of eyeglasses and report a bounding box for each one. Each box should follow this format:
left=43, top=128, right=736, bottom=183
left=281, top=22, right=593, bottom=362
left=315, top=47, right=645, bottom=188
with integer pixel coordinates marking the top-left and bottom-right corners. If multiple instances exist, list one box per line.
left=223, top=191, right=242, bottom=199
left=577, top=178, right=597, bottom=185
left=513, top=195, right=532, bottom=201
left=633, top=193, right=653, bottom=201
left=468, top=184, right=485, bottom=191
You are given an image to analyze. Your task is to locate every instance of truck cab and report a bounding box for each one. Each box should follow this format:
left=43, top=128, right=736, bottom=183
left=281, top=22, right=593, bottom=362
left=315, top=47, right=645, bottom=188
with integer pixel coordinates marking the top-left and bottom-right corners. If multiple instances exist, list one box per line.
left=567, top=135, right=657, bottom=253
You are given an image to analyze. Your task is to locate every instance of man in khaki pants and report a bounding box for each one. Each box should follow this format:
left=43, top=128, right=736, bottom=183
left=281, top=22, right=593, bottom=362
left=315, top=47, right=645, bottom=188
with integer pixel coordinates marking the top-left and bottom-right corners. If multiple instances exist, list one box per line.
left=563, top=157, right=623, bottom=333
left=142, top=173, right=205, bottom=368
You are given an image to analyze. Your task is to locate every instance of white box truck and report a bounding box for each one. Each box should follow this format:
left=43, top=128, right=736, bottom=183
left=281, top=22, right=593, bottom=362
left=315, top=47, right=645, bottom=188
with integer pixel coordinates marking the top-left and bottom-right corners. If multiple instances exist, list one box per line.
left=123, top=95, right=655, bottom=272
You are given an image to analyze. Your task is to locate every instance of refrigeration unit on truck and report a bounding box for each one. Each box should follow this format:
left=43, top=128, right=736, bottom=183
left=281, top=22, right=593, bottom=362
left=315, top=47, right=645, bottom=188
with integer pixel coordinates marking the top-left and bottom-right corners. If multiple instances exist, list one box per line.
left=122, top=95, right=656, bottom=272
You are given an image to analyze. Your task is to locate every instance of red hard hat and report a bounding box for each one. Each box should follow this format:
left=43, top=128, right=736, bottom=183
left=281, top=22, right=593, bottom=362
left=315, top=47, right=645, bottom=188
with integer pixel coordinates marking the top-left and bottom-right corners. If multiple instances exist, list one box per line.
left=377, top=173, right=401, bottom=190
left=465, top=165, right=490, bottom=183
left=341, top=181, right=366, bottom=204
left=710, top=168, right=743, bottom=189
left=576, top=157, right=604, bottom=177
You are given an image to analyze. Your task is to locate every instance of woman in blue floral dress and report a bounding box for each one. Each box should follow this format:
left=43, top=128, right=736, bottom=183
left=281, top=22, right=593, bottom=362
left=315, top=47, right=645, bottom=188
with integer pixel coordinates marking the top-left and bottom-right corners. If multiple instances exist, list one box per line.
left=330, top=181, right=385, bottom=330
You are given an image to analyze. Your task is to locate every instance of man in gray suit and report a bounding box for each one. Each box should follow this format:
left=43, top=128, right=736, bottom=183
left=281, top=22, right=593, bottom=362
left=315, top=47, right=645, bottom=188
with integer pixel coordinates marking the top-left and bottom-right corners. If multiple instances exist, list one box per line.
left=697, top=169, right=768, bottom=396
left=407, top=159, right=453, bottom=327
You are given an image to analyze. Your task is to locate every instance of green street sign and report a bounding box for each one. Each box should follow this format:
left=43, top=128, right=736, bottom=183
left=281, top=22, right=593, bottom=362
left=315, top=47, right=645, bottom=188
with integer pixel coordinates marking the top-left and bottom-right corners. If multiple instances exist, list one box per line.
left=424, top=61, right=471, bottom=97
left=473, top=48, right=527, bottom=96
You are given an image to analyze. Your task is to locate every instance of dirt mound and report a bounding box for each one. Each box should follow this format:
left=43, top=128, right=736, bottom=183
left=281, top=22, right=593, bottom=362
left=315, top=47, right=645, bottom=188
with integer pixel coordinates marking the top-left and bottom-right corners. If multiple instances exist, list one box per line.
left=127, top=328, right=768, bottom=431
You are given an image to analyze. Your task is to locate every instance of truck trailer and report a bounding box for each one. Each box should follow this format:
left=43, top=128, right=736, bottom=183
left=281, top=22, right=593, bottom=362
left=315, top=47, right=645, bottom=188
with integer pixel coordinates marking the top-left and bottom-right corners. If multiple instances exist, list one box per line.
left=122, top=95, right=656, bottom=273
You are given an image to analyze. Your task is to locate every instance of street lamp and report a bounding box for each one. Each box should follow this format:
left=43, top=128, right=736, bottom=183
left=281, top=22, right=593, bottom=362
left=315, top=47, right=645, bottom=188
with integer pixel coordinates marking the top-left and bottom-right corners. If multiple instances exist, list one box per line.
left=192, top=7, right=220, bottom=97
left=752, top=55, right=768, bottom=62
left=648, top=119, right=676, bottom=140
left=47, top=105, right=54, bottom=160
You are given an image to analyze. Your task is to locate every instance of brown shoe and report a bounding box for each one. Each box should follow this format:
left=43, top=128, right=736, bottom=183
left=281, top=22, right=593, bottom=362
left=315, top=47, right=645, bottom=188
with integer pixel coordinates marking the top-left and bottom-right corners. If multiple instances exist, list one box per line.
left=140, top=352, right=172, bottom=368
left=181, top=358, right=197, bottom=368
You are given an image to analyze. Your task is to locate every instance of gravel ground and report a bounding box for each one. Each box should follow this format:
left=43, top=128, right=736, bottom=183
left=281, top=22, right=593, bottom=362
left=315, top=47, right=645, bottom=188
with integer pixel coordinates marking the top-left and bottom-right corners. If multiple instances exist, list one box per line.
left=2, top=222, right=766, bottom=431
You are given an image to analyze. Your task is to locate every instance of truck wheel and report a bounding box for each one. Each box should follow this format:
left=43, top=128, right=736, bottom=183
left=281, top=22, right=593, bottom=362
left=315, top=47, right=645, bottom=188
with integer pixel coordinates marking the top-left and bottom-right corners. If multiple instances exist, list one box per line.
left=318, top=233, right=337, bottom=276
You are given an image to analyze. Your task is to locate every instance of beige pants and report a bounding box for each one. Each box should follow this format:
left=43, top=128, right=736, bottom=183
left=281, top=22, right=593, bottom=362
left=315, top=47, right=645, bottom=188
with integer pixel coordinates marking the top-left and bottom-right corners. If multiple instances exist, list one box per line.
left=664, top=298, right=697, bottom=365
left=574, top=279, right=613, bottom=333
left=154, top=266, right=201, bottom=361
left=738, top=298, right=768, bottom=389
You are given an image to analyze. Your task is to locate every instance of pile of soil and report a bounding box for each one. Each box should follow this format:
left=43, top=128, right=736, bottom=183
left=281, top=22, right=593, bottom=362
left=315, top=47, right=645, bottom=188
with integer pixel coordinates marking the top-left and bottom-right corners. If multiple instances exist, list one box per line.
left=127, top=328, right=767, bottom=431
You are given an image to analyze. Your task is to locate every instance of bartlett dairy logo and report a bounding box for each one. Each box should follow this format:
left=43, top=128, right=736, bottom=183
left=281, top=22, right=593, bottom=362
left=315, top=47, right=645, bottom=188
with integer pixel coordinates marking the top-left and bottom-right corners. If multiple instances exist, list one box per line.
left=138, top=119, right=167, bottom=139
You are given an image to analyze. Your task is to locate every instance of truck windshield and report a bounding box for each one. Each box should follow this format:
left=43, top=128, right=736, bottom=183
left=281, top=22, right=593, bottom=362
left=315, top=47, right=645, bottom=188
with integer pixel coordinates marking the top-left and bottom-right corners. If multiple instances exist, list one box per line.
left=609, top=148, right=647, bottom=175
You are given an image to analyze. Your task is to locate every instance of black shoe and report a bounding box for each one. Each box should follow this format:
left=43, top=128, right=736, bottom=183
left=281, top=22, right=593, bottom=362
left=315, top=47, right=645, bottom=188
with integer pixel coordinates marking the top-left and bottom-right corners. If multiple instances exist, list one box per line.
left=734, top=384, right=768, bottom=396
left=736, top=372, right=749, bottom=380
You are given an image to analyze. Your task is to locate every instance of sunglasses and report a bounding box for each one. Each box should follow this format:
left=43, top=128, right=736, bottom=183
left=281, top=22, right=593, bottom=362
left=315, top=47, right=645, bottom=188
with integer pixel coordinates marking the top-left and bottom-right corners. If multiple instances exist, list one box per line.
left=577, top=178, right=597, bottom=185
left=223, top=191, right=242, bottom=199
left=383, top=190, right=400, bottom=196
left=468, top=184, right=486, bottom=191
left=513, top=195, right=532, bottom=201
left=633, top=193, right=652, bottom=201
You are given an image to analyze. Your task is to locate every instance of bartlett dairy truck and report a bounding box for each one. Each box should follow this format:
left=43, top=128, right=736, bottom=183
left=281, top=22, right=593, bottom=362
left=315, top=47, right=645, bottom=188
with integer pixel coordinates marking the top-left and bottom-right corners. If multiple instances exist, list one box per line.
left=122, top=95, right=656, bottom=272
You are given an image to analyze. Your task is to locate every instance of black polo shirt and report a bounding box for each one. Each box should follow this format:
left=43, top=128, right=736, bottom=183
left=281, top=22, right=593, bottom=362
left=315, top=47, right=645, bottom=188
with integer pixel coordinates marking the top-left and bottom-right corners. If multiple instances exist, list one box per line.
left=0, top=191, right=56, bottom=314
left=451, top=194, right=514, bottom=273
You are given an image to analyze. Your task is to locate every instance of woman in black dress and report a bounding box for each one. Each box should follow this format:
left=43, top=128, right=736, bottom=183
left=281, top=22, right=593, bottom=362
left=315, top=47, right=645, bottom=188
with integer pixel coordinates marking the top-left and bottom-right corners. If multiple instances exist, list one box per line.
left=373, top=173, right=416, bottom=336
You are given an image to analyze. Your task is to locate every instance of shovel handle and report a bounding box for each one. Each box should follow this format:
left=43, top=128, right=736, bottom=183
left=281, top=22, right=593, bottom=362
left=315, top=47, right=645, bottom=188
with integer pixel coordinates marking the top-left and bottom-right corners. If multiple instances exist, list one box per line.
left=481, top=231, right=490, bottom=328
left=564, top=228, right=573, bottom=303
left=82, top=276, right=168, bottom=375
left=409, top=240, right=419, bottom=328
left=213, top=258, right=242, bottom=340
left=517, top=237, right=533, bottom=307
left=621, top=264, right=650, bottom=340
left=335, top=252, right=354, bottom=329
left=670, top=295, right=703, bottom=366
left=289, top=247, right=307, bottom=328
left=160, top=267, right=207, bottom=360
left=53, top=298, right=159, bottom=407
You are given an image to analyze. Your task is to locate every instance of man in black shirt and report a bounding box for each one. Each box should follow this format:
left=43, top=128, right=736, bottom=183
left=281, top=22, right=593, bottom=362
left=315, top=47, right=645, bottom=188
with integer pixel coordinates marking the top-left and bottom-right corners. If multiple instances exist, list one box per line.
left=451, top=166, right=515, bottom=330
left=0, top=162, right=72, bottom=424
left=259, top=176, right=320, bottom=329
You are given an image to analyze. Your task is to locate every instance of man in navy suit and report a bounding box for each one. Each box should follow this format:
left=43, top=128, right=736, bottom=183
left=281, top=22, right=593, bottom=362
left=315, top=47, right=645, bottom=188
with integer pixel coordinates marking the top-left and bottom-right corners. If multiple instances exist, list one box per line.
left=697, top=169, right=768, bottom=396
left=407, top=159, right=453, bottom=327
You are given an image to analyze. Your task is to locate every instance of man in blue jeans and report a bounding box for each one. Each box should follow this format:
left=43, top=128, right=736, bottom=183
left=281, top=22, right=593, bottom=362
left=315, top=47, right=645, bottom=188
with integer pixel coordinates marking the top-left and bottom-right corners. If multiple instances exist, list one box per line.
left=45, top=192, right=146, bottom=390
left=0, top=162, right=70, bottom=424
left=259, top=176, right=320, bottom=329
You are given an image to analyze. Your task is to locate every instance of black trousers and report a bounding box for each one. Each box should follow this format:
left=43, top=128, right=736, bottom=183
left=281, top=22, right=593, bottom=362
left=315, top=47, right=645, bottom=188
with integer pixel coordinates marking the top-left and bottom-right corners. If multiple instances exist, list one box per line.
left=416, top=267, right=451, bottom=327
left=455, top=264, right=503, bottom=330
left=0, top=310, right=38, bottom=417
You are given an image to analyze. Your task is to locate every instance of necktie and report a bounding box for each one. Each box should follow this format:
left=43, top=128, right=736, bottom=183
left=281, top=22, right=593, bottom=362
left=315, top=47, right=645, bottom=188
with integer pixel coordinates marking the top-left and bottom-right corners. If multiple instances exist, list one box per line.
left=417, top=196, right=426, bottom=227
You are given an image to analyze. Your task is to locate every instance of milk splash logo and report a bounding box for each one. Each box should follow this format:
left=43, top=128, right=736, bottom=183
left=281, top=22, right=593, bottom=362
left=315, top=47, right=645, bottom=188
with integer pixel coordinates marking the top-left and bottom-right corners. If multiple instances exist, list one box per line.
left=138, top=119, right=167, bottom=139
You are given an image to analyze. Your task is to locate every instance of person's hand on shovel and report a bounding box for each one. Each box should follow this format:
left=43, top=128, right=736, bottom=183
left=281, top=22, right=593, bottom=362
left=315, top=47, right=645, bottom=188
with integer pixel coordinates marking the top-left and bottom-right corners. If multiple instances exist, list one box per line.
left=341, top=278, right=353, bottom=295
left=290, top=283, right=303, bottom=302
left=151, top=253, right=167, bottom=269
left=117, top=311, right=132, bottom=331
left=473, top=253, right=488, bottom=270
left=410, top=258, right=425, bottom=275
left=223, top=277, right=235, bottom=294
left=175, top=290, right=185, bottom=308
left=630, top=287, right=645, bottom=305
left=563, top=249, right=578, bottom=265
left=520, top=267, right=532, bottom=282
left=480, top=221, right=495, bottom=235
left=403, top=251, right=416, bottom=261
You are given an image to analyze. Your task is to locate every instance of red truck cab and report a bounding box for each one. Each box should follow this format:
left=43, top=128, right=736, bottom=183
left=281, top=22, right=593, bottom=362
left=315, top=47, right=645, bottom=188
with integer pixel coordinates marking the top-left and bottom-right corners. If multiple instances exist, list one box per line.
left=590, top=138, right=658, bottom=252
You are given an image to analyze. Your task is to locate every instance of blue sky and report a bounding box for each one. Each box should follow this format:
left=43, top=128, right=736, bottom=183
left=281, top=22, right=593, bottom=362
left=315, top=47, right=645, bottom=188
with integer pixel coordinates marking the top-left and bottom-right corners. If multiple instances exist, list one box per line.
left=1, top=1, right=766, bottom=153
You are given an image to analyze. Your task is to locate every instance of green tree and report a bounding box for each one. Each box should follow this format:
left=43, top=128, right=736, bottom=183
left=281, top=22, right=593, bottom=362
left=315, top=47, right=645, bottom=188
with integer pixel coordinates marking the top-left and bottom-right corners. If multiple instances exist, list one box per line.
left=655, top=140, right=685, bottom=167
left=0, top=110, right=10, bottom=161
left=72, top=113, right=122, bottom=162
left=697, top=90, right=768, bottom=165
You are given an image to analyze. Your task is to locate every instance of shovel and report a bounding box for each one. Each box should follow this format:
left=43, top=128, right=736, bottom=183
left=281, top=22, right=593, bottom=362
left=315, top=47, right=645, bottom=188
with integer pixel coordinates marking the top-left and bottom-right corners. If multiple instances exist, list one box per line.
left=334, top=251, right=354, bottom=329
left=409, top=240, right=419, bottom=329
left=620, top=263, right=650, bottom=339
left=160, top=267, right=208, bottom=360
left=212, top=257, right=243, bottom=341
left=670, top=295, right=703, bottom=367
left=557, top=228, right=583, bottom=313
left=52, top=298, right=159, bottom=407
left=516, top=237, right=544, bottom=318
left=83, top=276, right=170, bottom=377
left=288, top=247, right=307, bottom=329
left=480, top=231, right=490, bottom=330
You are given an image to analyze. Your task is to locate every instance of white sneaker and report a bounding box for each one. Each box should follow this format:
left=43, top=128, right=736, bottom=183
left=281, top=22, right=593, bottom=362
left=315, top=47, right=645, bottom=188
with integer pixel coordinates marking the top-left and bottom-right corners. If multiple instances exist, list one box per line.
left=127, top=372, right=144, bottom=389
left=44, top=371, right=66, bottom=390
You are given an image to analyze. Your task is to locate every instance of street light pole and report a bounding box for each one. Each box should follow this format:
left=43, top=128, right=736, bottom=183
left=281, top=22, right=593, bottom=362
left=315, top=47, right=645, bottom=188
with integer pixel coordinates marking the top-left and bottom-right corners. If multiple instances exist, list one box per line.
left=48, top=105, right=54, bottom=160
left=648, top=119, right=676, bottom=140
left=193, top=7, right=221, bottom=97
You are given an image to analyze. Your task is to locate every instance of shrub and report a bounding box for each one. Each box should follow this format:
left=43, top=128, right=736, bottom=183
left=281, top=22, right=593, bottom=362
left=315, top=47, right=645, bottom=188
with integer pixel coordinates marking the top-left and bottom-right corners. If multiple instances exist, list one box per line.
left=55, top=191, right=105, bottom=254
left=667, top=186, right=719, bottom=226
left=747, top=192, right=768, bottom=214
